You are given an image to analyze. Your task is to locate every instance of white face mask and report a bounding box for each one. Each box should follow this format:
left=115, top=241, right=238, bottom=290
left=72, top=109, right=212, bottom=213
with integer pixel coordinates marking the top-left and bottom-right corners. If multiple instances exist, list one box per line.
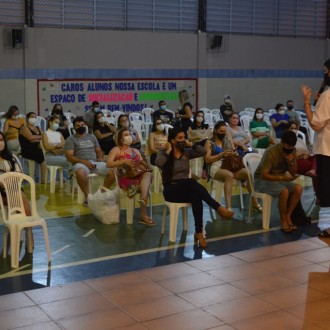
left=256, top=113, right=263, bottom=119
left=98, top=117, right=106, bottom=123
left=0, top=141, right=5, bottom=151
left=52, top=123, right=59, bottom=131
left=12, top=115, right=19, bottom=120
left=123, top=135, right=132, bottom=146
left=28, top=118, right=37, bottom=125
left=94, top=107, right=100, bottom=112
left=156, top=124, right=165, bottom=132
left=196, top=116, right=204, bottom=123
left=279, top=110, right=285, bottom=115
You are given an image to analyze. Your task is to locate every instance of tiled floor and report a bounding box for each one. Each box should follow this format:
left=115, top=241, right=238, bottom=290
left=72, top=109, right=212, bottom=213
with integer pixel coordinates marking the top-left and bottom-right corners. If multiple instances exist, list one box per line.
left=0, top=237, right=329, bottom=329
left=1, top=178, right=330, bottom=329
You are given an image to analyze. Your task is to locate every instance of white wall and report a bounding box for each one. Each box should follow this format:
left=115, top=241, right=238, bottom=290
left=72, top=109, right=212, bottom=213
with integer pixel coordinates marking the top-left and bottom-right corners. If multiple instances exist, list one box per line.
left=0, top=26, right=329, bottom=114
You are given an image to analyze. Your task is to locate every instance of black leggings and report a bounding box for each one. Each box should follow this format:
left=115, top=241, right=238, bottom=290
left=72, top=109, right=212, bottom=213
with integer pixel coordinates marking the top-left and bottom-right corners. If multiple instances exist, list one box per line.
left=163, top=178, right=220, bottom=233
left=316, top=154, right=330, bottom=207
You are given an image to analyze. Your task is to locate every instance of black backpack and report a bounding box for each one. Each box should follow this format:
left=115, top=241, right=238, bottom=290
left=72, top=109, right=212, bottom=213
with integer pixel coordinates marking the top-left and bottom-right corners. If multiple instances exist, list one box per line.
left=291, top=199, right=312, bottom=226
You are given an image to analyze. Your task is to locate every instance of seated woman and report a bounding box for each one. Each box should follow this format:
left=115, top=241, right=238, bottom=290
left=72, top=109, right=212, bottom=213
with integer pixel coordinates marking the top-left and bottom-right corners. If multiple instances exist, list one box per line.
left=107, top=128, right=155, bottom=226
left=148, top=118, right=168, bottom=165
left=287, top=121, right=317, bottom=195
left=155, top=127, right=234, bottom=249
left=50, top=104, right=70, bottom=139
left=2, top=105, right=26, bottom=154
left=205, top=121, right=262, bottom=212
left=0, top=132, right=34, bottom=253
left=117, top=114, right=142, bottom=150
left=19, top=112, right=47, bottom=183
left=270, top=103, right=290, bottom=139
left=93, top=112, right=116, bottom=156
left=187, top=111, right=212, bottom=143
left=249, top=108, right=277, bottom=149
left=227, top=113, right=252, bottom=156
left=41, top=115, right=72, bottom=170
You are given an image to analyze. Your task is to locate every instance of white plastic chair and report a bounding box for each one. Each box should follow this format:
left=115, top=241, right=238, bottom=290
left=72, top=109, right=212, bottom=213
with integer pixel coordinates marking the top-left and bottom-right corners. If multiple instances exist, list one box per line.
left=130, top=120, right=147, bottom=145
left=263, top=113, right=271, bottom=126
left=161, top=201, right=190, bottom=242
left=129, top=112, right=144, bottom=122
left=268, top=109, right=276, bottom=116
left=244, top=108, right=255, bottom=117
left=296, top=130, right=306, bottom=144
left=104, top=117, right=116, bottom=126
left=211, top=109, right=223, bottom=122
left=35, top=116, right=47, bottom=131
left=305, top=121, right=314, bottom=146
left=40, top=141, right=64, bottom=194
left=112, top=110, right=125, bottom=125
left=209, top=178, right=244, bottom=210
left=240, top=115, right=252, bottom=132
left=72, top=173, right=100, bottom=204
left=0, top=172, right=51, bottom=268
left=142, top=108, right=154, bottom=124
left=243, top=153, right=272, bottom=229
left=101, top=109, right=111, bottom=117
left=204, top=113, right=217, bottom=129
left=164, top=124, right=173, bottom=135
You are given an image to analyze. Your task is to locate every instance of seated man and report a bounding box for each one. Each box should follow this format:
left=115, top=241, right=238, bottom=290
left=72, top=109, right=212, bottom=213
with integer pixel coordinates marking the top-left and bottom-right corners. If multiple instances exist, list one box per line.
left=152, top=100, right=174, bottom=124
left=254, top=130, right=303, bottom=232
left=65, top=117, right=115, bottom=205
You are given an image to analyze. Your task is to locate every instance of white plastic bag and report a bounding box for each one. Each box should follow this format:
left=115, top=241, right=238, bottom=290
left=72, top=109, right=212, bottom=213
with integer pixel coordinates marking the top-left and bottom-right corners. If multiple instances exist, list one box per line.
left=88, top=186, right=120, bottom=224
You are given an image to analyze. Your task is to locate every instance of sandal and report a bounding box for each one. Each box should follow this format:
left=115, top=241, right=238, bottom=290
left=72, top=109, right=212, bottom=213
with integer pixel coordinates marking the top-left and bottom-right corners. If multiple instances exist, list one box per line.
left=217, top=206, right=234, bottom=219
left=138, top=199, right=147, bottom=206
left=281, top=226, right=293, bottom=233
left=253, top=204, right=263, bottom=213
left=139, top=217, right=156, bottom=226
left=319, top=229, right=330, bottom=238
left=289, top=224, right=298, bottom=231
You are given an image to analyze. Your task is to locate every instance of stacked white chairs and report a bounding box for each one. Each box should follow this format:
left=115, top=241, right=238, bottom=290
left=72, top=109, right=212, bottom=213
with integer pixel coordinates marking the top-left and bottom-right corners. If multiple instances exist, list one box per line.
left=243, top=153, right=272, bottom=229
left=130, top=120, right=147, bottom=145
left=0, top=172, right=51, bottom=268
left=129, top=112, right=144, bottom=122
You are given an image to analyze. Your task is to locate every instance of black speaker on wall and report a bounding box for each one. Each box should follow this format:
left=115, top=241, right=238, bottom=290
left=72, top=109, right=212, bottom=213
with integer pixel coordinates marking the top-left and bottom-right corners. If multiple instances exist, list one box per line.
left=211, top=35, right=223, bottom=49
left=12, top=29, right=23, bottom=48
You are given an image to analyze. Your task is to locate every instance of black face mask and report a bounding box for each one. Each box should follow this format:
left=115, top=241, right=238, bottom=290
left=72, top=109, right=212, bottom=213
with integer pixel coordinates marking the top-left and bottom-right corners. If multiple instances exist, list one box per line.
left=217, top=133, right=226, bottom=140
left=176, top=141, right=186, bottom=150
left=75, top=126, right=86, bottom=134
left=282, top=147, right=294, bottom=154
left=287, top=106, right=293, bottom=110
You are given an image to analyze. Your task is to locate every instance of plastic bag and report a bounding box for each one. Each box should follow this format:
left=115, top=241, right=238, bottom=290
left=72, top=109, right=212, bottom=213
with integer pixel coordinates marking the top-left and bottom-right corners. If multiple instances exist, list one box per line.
left=88, top=186, right=120, bottom=224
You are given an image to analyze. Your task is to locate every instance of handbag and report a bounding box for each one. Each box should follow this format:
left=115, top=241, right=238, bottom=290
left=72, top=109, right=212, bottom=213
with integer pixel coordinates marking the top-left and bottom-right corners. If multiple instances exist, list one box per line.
left=221, top=153, right=244, bottom=172
left=122, top=160, right=152, bottom=179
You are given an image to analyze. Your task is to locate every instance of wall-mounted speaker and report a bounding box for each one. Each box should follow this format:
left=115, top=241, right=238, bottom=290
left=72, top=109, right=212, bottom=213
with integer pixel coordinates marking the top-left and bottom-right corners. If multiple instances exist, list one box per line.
left=211, top=35, right=223, bottom=49
left=4, top=28, right=25, bottom=49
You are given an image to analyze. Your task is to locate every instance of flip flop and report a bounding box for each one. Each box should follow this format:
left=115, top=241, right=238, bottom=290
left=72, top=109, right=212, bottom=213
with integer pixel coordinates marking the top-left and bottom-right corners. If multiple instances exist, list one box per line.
left=319, top=230, right=330, bottom=238
left=281, top=227, right=293, bottom=233
left=139, top=217, right=156, bottom=226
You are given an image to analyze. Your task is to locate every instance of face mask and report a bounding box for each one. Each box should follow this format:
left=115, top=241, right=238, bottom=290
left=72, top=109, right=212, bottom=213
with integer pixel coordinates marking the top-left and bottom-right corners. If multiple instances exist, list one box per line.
left=287, top=106, right=293, bottom=110
left=291, top=129, right=297, bottom=134
left=156, top=124, right=165, bottom=132
left=123, top=135, right=133, bottom=146
left=224, top=100, right=230, bottom=105
left=217, top=133, right=226, bottom=140
left=12, top=115, right=19, bottom=120
left=196, top=116, right=204, bottom=123
left=98, top=117, right=106, bottom=123
left=94, top=107, right=100, bottom=113
left=176, top=141, right=186, bottom=150
left=160, top=105, right=167, bottom=110
left=279, top=110, right=285, bottom=115
left=28, top=118, right=37, bottom=126
left=282, top=147, right=294, bottom=154
left=52, top=123, right=59, bottom=131
left=0, top=141, right=5, bottom=151
left=75, top=126, right=86, bottom=134
left=55, top=109, right=61, bottom=114
left=256, top=113, right=263, bottom=119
